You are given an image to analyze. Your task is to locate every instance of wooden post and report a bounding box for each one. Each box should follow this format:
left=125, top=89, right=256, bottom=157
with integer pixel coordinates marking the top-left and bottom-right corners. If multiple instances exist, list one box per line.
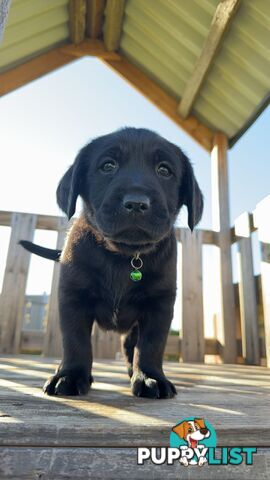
left=43, top=218, right=68, bottom=357
left=235, top=212, right=259, bottom=364
left=0, top=213, right=37, bottom=353
left=103, top=0, right=126, bottom=51
left=86, top=0, right=106, bottom=38
left=180, top=229, right=204, bottom=362
left=253, top=195, right=270, bottom=367
left=211, top=133, right=237, bottom=363
left=69, top=0, right=87, bottom=44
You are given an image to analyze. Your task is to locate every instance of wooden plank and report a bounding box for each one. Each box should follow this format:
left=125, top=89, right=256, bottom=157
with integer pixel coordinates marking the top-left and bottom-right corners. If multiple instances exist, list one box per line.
left=0, top=213, right=37, bottom=353
left=0, top=356, right=270, bottom=449
left=0, top=211, right=217, bottom=244
left=86, top=0, right=106, bottom=38
left=211, top=133, right=237, bottom=363
left=0, top=446, right=268, bottom=479
left=0, top=210, right=64, bottom=230
left=180, top=229, right=204, bottom=362
left=15, top=332, right=254, bottom=358
left=235, top=212, right=260, bottom=365
left=103, top=0, right=126, bottom=51
left=59, top=38, right=121, bottom=60
left=69, top=0, right=87, bottom=45
left=0, top=40, right=119, bottom=98
left=102, top=56, right=214, bottom=151
left=0, top=39, right=214, bottom=151
left=178, top=0, right=241, bottom=118
left=253, top=195, right=270, bottom=367
left=0, top=48, right=75, bottom=96
left=43, top=218, right=68, bottom=357
left=175, top=227, right=219, bottom=245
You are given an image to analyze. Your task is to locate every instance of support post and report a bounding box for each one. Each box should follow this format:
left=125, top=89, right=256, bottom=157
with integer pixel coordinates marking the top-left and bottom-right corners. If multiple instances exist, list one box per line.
left=253, top=195, right=270, bottom=367
left=211, top=133, right=237, bottom=363
left=235, top=212, right=259, bottom=364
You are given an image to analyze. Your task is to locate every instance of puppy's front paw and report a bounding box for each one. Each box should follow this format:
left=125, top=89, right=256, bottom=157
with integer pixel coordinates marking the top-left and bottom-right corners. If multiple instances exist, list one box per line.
left=43, top=370, right=93, bottom=396
left=131, top=372, right=177, bottom=399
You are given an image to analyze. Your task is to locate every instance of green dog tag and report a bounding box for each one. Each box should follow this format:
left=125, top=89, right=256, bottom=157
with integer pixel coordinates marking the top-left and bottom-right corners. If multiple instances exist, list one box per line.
left=130, top=270, right=142, bottom=282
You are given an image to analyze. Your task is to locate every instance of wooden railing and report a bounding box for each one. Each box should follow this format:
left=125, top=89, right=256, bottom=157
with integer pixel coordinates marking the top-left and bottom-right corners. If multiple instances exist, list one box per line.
left=0, top=195, right=269, bottom=365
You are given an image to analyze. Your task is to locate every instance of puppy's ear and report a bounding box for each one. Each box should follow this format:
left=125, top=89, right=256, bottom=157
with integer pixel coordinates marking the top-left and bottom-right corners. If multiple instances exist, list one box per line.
left=56, top=146, right=88, bottom=219
left=182, top=155, right=204, bottom=231
left=194, top=418, right=206, bottom=429
left=172, top=422, right=187, bottom=439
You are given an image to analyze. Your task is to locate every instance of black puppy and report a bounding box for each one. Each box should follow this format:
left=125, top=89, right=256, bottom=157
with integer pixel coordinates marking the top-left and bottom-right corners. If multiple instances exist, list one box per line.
left=21, top=128, right=203, bottom=399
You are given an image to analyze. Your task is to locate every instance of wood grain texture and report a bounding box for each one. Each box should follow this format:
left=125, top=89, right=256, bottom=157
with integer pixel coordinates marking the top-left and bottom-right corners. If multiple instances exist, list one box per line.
left=253, top=195, right=270, bottom=367
left=0, top=446, right=269, bottom=479
left=0, top=356, right=269, bottom=452
left=211, top=133, right=237, bottom=363
left=178, top=0, right=241, bottom=118
left=0, top=214, right=37, bottom=354
left=0, top=40, right=120, bottom=98
left=103, top=0, right=126, bottom=51
left=86, top=0, right=106, bottom=38
left=69, top=0, right=87, bottom=44
left=180, top=229, right=204, bottom=362
left=235, top=212, right=259, bottom=364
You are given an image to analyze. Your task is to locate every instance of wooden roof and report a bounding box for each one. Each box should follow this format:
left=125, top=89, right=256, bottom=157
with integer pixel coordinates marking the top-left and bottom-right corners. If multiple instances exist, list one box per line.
left=0, top=0, right=269, bottom=151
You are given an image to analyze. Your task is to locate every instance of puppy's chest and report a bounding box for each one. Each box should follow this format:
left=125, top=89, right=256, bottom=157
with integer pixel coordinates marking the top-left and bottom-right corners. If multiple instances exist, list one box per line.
left=94, top=272, right=144, bottom=332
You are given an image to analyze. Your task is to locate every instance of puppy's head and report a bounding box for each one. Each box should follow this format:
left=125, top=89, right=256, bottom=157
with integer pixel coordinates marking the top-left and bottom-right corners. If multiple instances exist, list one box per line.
left=57, top=128, right=203, bottom=254
left=172, top=418, right=210, bottom=446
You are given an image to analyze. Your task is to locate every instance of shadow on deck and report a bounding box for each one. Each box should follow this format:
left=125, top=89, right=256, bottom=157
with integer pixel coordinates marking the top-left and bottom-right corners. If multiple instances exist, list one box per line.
left=0, top=355, right=269, bottom=479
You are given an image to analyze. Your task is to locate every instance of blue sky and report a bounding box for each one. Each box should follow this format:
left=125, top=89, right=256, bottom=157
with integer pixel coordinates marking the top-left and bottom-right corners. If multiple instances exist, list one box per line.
left=0, top=57, right=269, bottom=332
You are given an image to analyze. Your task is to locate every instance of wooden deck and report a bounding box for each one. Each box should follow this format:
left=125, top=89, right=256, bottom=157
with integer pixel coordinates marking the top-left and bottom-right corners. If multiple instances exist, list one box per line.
left=0, top=355, right=269, bottom=479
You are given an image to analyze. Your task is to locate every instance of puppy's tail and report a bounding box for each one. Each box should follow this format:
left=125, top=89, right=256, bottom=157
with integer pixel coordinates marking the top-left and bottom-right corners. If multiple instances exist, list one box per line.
left=19, top=240, right=62, bottom=262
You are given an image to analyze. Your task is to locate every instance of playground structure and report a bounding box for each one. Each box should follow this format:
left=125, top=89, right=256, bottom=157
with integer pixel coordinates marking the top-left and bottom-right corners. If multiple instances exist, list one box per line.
left=0, top=1, right=270, bottom=478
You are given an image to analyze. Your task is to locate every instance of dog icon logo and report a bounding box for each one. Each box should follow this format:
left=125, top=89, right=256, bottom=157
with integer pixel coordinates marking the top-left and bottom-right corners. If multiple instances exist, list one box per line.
left=170, top=417, right=217, bottom=466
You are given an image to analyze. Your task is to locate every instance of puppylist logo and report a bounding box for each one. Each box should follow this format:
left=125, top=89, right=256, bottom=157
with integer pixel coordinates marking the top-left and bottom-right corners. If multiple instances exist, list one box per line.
left=137, top=417, right=257, bottom=467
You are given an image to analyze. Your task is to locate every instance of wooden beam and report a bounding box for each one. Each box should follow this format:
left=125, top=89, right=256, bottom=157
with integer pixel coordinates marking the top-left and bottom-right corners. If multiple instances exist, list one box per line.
left=235, top=212, right=260, bottom=365
left=0, top=40, right=119, bottom=97
left=0, top=48, right=75, bottom=97
left=59, top=39, right=121, bottom=60
left=211, top=133, right=237, bottom=363
left=86, top=0, right=106, bottom=38
left=103, top=0, right=126, bottom=51
left=178, top=0, right=241, bottom=118
left=0, top=38, right=215, bottom=150
left=69, top=0, right=87, bottom=45
left=102, top=56, right=214, bottom=151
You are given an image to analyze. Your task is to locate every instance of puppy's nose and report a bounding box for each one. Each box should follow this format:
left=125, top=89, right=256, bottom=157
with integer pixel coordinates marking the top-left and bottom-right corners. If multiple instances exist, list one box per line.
left=123, top=193, right=150, bottom=214
left=200, top=428, right=208, bottom=435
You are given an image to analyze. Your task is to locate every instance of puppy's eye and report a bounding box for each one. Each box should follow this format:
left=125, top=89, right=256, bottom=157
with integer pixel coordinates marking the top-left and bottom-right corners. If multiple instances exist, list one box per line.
left=188, top=428, right=192, bottom=433
left=156, top=163, right=172, bottom=178
left=100, top=160, right=118, bottom=173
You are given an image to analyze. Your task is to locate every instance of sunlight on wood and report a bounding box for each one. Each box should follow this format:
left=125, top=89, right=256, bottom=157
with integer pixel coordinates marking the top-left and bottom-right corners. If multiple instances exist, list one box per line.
left=189, top=403, right=246, bottom=416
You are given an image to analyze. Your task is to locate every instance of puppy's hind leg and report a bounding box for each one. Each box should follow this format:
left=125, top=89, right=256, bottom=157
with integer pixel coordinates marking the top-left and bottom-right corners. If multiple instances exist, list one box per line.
left=121, top=324, right=138, bottom=378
